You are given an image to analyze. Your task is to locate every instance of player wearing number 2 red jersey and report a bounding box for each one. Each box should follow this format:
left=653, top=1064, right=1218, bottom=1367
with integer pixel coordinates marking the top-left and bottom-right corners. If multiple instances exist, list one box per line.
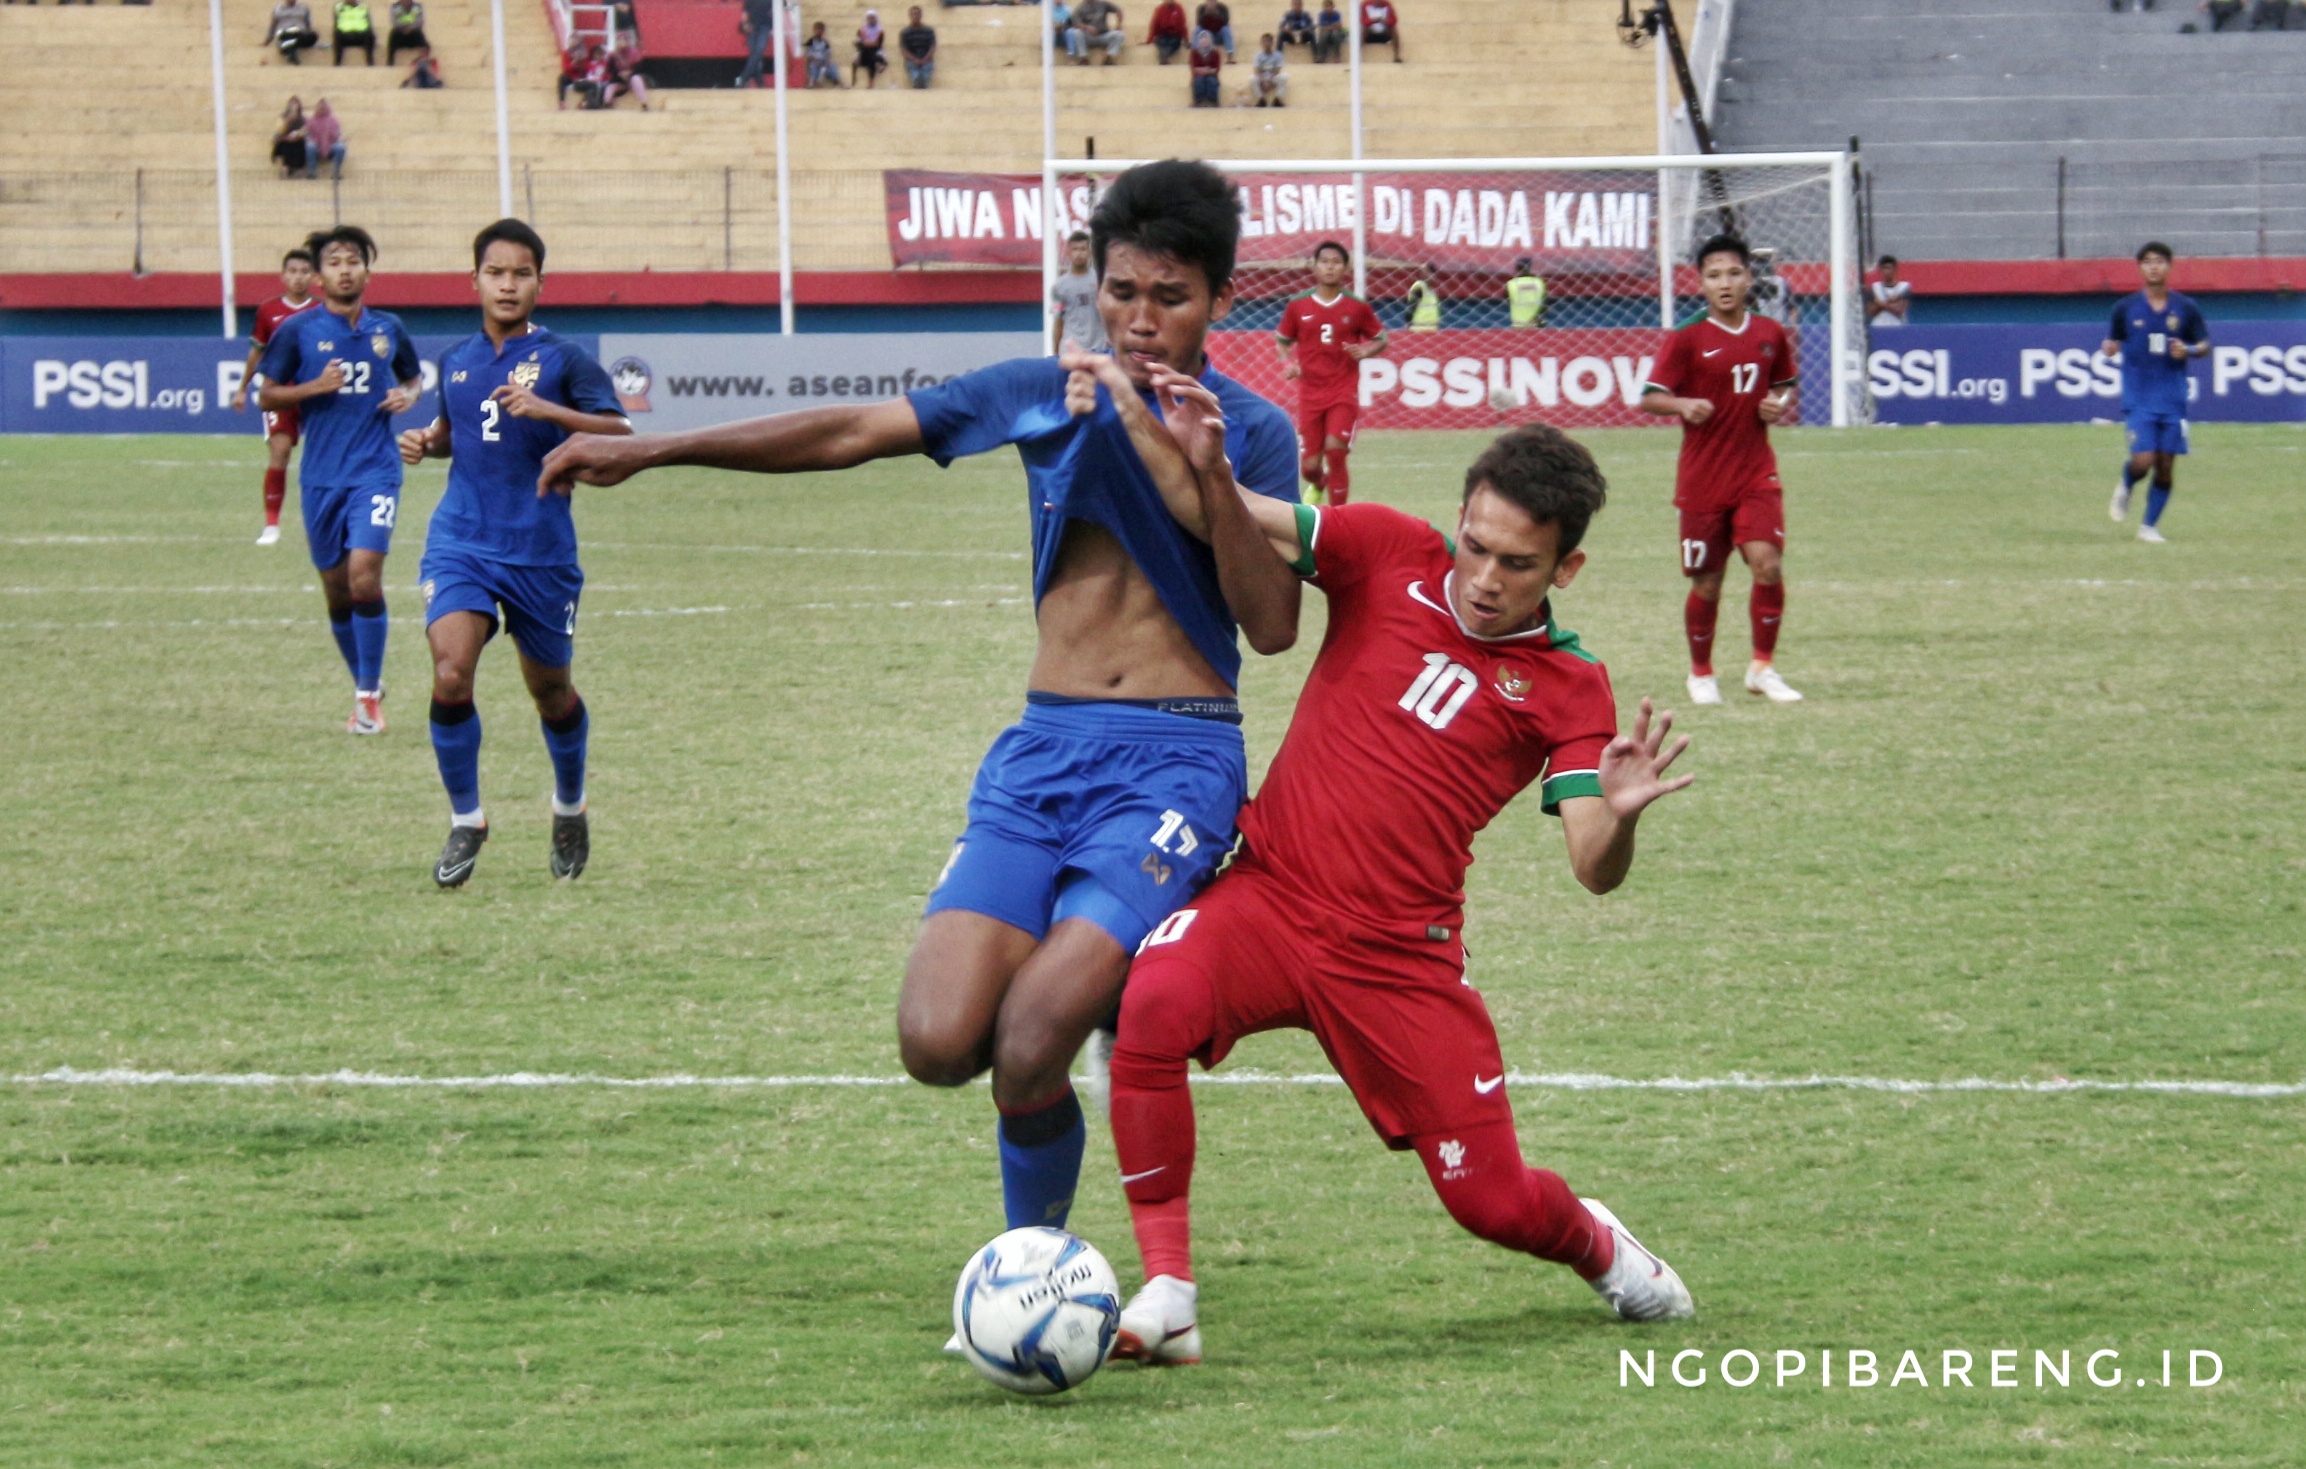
left=1275, top=240, right=1386, bottom=506
left=1076, top=374, right=1699, bottom=1362
left=1640, top=233, right=1803, bottom=706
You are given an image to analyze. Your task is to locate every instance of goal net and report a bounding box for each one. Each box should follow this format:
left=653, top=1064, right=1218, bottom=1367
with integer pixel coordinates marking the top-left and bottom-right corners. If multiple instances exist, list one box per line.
left=1042, top=154, right=1865, bottom=432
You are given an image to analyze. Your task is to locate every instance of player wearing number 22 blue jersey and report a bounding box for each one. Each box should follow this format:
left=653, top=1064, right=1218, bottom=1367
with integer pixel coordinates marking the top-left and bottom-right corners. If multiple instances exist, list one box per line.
left=400, top=220, right=630, bottom=889
left=534, top=162, right=1303, bottom=1247
left=256, top=225, right=424, bottom=735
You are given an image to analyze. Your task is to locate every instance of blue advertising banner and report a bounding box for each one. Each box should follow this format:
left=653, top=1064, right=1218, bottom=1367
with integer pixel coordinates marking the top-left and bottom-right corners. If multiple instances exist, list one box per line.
left=0, top=333, right=598, bottom=435
left=1867, top=322, right=2306, bottom=425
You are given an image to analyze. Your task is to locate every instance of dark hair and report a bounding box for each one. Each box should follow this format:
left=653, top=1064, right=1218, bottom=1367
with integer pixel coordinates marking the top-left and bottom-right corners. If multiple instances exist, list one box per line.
left=473, top=217, right=548, bottom=272
left=282, top=247, right=316, bottom=269
left=1067, top=229, right=1090, bottom=244
left=305, top=225, right=378, bottom=267
left=1312, top=239, right=1349, bottom=265
left=1513, top=256, right=1533, bottom=273
left=1090, top=159, right=1240, bottom=294
left=1694, top=233, right=1749, bottom=268
left=2137, top=240, right=2174, bottom=263
left=1877, top=254, right=1899, bottom=269
left=1462, top=424, right=1609, bottom=556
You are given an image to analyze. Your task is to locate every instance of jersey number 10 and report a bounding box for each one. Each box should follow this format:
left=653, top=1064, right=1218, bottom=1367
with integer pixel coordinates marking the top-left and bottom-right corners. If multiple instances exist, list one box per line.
left=1400, top=653, right=1479, bottom=731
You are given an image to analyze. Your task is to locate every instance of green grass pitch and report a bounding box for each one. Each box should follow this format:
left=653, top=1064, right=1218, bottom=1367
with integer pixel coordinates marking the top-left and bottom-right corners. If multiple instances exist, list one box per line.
left=1, top=421, right=2301, bottom=1467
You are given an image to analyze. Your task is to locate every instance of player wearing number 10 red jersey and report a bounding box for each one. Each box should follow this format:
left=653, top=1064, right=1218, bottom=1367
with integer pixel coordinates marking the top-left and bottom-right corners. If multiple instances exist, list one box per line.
left=1078, top=382, right=1698, bottom=1361
left=1640, top=234, right=1803, bottom=705
left=1275, top=240, right=1386, bottom=506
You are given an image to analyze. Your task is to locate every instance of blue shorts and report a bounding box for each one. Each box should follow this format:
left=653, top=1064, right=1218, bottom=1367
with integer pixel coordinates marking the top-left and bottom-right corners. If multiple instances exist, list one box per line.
left=302, top=482, right=401, bottom=570
left=419, top=546, right=584, bottom=669
left=925, top=697, right=1249, bottom=954
left=2125, top=410, right=2189, bottom=457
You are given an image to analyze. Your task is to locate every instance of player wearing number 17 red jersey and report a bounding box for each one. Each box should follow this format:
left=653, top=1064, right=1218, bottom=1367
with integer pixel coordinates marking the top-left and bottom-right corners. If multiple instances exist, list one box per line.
left=1640, top=233, right=1803, bottom=705
left=1078, top=378, right=1698, bottom=1362
left=1274, top=240, right=1386, bottom=506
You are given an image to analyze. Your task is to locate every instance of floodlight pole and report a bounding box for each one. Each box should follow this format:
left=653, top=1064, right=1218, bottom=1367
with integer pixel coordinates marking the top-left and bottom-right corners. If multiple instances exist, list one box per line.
left=205, top=0, right=236, bottom=336
left=491, top=0, right=513, bottom=216
left=1349, top=18, right=1366, bottom=298
left=773, top=0, right=794, bottom=334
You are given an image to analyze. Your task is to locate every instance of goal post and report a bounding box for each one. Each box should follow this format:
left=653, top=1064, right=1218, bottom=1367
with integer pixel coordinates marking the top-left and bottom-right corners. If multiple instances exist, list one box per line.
left=1041, top=153, right=1866, bottom=431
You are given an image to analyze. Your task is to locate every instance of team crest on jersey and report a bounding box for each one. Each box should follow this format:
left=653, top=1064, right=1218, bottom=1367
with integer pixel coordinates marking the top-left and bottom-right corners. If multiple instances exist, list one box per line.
left=2166, top=313, right=2180, bottom=332
left=508, top=359, right=543, bottom=390
left=370, top=332, right=391, bottom=359
left=1493, top=664, right=1532, bottom=703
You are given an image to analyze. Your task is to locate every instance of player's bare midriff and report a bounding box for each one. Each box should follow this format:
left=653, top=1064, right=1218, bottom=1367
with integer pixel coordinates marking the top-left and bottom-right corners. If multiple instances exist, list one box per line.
left=1026, top=519, right=1230, bottom=700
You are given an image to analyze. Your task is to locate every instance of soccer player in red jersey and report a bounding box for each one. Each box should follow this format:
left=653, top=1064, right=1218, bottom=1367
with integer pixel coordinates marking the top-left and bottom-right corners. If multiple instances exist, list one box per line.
left=1640, top=233, right=1803, bottom=704
left=1274, top=240, right=1386, bottom=506
left=1076, top=358, right=1698, bottom=1360
left=230, top=246, right=320, bottom=546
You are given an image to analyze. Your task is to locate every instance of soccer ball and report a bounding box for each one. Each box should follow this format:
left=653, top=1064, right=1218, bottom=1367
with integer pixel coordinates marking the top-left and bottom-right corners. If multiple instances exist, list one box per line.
left=950, top=1227, right=1121, bottom=1395
left=1489, top=385, right=1520, bottom=412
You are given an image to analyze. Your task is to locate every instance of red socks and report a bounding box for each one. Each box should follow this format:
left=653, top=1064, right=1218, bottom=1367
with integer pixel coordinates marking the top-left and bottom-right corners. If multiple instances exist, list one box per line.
left=1323, top=446, right=1350, bottom=504
left=1684, top=590, right=1718, bottom=676
left=262, top=467, right=287, bottom=527
left=1413, top=1121, right=1613, bottom=1279
left=1750, top=581, right=1785, bottom=660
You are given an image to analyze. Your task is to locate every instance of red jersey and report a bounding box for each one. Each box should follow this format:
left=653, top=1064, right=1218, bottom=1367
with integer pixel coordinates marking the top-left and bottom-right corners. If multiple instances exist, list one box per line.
left=252, top=294, right=316, bottom=351
left=1644, top=311, right=1796, bottom=501
left=1277, top=290, right=1384, bottom=408
left=1237, top=503, right=1618, bottom=930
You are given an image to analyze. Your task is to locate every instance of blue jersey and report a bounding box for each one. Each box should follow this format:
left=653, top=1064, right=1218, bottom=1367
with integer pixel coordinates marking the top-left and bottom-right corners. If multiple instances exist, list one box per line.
left=256, top=303, right=422, bottom=490
left=907, top=356, right=1298, bottom=689
left=2109, top=290, right=2208, bottom=417
left=428, top=326, right=623, bottom=567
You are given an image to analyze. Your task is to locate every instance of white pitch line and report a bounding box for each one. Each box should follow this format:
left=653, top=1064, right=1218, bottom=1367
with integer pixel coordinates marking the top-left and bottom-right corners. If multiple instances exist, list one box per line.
left=6, top=1067, right=2300, bottom=1099
left=589, top=542, right=1025, bottom=561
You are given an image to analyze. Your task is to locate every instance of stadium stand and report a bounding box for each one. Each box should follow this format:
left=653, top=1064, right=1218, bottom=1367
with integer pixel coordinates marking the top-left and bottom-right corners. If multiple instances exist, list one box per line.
left=1711, top=0, right=2306, bottom=260
left=0, top=0, right=1651, bottom=275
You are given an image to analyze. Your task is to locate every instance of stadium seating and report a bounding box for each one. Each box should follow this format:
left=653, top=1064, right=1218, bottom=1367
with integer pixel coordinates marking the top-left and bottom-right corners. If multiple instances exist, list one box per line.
left=1711, top=0, right=2306, bottom=260
left=0, top=0, right=1654, bottom=274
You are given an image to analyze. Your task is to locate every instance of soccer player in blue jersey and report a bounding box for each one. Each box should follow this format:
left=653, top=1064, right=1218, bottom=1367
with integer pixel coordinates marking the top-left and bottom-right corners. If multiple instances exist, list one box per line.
left=540, top=160, right=1303, bottom=1241
left=257, top=226, right=425, bottom=733
left=397, top=220, right=631, bottom=888
left=2103, top=241, right=2210, bottom=544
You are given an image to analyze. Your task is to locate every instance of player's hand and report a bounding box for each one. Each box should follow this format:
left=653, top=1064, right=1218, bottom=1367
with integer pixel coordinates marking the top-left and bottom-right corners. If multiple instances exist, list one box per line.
left=1678, top=397, right=1714, bottom=426
left=1058, top=338, right=1118, bottom=418
left=1344, top=341, right=1379, bottom=361
left=539, top=431, right=650, bottom=496
left=492, top=383, right=549, bottom=419
left=1282, top=361, right=1302, bottom=380
left=312, top=359, right=348, bottom=395
left=1598, top=698, right=1693, bottom=819
left=1757, top=389, right=1792, bottom=425
left=2168, top=337, right=2191, bottom=361
left=1144, top=364, right=1231, bottom=478
left=230, top=388, right=248, bottom=413
left=397, top=426, right=432, bottom=465
left=379, top=383, right=419, bottom=416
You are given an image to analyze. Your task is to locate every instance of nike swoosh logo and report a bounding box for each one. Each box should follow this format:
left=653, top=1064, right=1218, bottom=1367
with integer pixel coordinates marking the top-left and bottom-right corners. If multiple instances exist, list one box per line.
left=1474, top=1074, right=1505, bottom=1095
left=437, top=860, right=475, bottom=882
left=1703, top=348, right=1723, bottom=357
left=1406, top=580, right=1451, bottom=617
left=1119, top=1166, right=1166, bottom=1184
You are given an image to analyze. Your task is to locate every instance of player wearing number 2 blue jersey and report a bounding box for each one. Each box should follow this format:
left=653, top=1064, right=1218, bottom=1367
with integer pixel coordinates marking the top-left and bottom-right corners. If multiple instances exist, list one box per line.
left=398, top=220, right=630, bottom=889
left=2103, top=241, right=2209, bottom=544
left=537, top=162, right=1303, bottom=1251
left=257, top=226, right=424, bottom=735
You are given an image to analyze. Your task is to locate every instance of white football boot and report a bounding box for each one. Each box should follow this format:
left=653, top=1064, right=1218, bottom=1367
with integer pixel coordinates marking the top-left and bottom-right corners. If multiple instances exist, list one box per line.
left=1111, top=1274, right=1202, bottom=1365
left=1581, top=1199, right=1695, bottom=1322
left=2109, top=481, right=2132, bottom=523
left=347, top=689, right=387, bottom=735
left=2137, top=524, right=2167, bottom=544
left=255, top=524, right=282, bottom=546
left=1079, top=1027, right=1116, bottom=1120
left=1686, top=673, right=1723, bottom=706
left=1744, top=664, right=1803, bottom=703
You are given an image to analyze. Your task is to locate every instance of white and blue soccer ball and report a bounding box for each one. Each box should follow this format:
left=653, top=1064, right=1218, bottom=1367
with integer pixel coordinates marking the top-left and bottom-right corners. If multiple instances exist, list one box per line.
left=951, top=1226, right=1122, bottom=1395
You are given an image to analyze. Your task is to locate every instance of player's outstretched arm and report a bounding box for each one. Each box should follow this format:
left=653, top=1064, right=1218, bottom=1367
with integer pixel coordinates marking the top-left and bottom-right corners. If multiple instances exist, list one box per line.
left=1558, top=698, right=1692, bottom=895
left=537, top=398, right=926, bottom=497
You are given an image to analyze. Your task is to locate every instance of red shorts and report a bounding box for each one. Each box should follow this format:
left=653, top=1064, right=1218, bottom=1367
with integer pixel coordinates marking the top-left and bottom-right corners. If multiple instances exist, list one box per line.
left=262, top=404, right=301, bottom=445
left=1296, top=398, right=1358, bottom=457
left=1129, top=855, right=1511, bottom=1149
left=1675, top=480, right=1783, bottom=577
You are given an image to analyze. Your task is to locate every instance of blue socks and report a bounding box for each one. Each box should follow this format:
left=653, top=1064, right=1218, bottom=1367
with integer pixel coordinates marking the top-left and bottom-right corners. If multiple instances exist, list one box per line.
left=430, top=698, right=483, bottom=821
left=328, top=608, right=359, bottom=683
left=349, top=598, right=388, bottom=692
left=999, top=1087, right=1086, bottom=1230
left=2145, top=484, right=2172, bottom=528
left=541, top=698, right=589, bottom=813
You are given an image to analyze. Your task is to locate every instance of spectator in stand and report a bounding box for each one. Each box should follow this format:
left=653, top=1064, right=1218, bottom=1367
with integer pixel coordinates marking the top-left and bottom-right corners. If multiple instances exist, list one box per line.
left=1868, top=255, right=1912, bottom=328
left=1051, top=0, right=1073, bottom=47
left=560, top=41, right=602, bottom=106
left=1251, top=31, right=1286, bottom=104
left=804, top=20, right=842, bottom=85
left=402, top=49, right=443, bottom=87
left=1360, top=0, right=1400, bottom=60
left=265, top=1, right=321, bottom=64
left=2198, top=0, right=2243, bottom=26
left=1195, top=1, right=1234, bottom=57
left=612, top=0, right=640, bottom=46
left=1277, top=0, right=1314, bottom=52
left=270, top=98, right=309, bottom=176
left=607, top=34, right=651, bottom=108
left=385, top=0, right=427, bottom=65
left=1313, top=0, right=1343, bottom=60
left=900, top=6, right=937, bottom=86
left=1149, top=0, right=1189, bottom=62
left=1188, top=26, right=1222, bottom=103
left=303, top=98, right=347, bottom=177
left=332, top=0, right=375, bottom=65
left=2247, top=0, right=2292, bottom=26
left=854, top=9, right=888, bottom=87
left=1069, top=0, right=1126, bottom=63
left=737, top=0, right=776, bottom=87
